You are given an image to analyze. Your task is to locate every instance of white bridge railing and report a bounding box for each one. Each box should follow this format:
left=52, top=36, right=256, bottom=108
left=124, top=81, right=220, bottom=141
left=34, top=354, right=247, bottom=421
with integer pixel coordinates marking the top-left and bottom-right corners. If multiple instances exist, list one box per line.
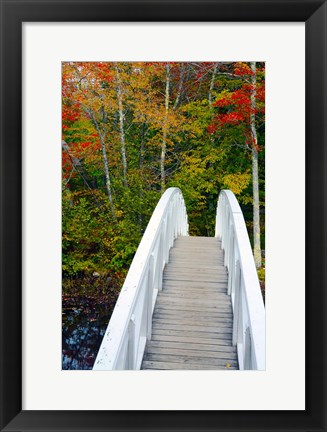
left=93, top=187, right=188, bottom=370
left=215, top=190, right=265, bottom=370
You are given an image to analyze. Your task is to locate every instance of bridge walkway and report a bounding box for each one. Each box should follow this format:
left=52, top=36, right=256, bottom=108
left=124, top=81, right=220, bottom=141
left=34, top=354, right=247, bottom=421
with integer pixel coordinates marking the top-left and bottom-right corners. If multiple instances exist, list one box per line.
left=141, top=236, right=238, bottom=370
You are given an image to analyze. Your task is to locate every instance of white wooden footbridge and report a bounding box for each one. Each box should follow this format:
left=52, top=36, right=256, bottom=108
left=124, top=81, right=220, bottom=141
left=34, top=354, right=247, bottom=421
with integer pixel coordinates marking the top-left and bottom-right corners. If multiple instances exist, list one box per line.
left=93, top=188, right=265, bottom=371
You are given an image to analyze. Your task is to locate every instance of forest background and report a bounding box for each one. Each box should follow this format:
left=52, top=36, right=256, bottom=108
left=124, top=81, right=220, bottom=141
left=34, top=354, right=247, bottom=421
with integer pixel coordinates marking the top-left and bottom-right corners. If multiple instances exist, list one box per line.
left=62, top=61, right=265, bottom=367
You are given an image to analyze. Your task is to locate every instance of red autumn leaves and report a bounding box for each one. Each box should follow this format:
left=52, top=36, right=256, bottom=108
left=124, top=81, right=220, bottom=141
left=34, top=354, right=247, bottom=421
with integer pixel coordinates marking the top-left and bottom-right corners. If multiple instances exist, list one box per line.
left=207, top=63, right=265, bottom=139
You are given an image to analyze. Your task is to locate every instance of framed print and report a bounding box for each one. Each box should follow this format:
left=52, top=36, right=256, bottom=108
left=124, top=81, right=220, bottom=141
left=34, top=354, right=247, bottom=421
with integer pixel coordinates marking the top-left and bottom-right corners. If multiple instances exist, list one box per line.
left=0, top=0, right=326, bottom=431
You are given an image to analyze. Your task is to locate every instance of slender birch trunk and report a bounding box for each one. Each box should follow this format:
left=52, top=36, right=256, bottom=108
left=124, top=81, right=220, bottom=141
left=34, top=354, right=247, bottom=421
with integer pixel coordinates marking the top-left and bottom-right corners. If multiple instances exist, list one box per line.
left=99, top=132, right=116, bottom=221
left=209, top=63, right=219, bottom=145
left=208, top=63, right=218, bottom=108
left=173, top=63, right=184, bottom=110
left=250, top=61, right=262, bottom=268
left=161, top=64, right=170, bottom=194
left=138, top=122, right=146, bottom=229
left=115, top=65, right=128, bottom=187
left=89, top=110, right=116, bottom=220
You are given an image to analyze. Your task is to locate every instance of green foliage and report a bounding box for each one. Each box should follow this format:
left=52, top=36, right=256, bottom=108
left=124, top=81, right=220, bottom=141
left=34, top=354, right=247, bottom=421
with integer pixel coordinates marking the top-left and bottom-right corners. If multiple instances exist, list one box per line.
left=62, top=188, right=146, bottom=277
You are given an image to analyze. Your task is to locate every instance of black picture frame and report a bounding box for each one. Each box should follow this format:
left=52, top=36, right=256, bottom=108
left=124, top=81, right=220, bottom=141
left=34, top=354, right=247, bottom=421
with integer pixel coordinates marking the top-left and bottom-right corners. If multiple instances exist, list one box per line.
left=0, top=1, right=326, bottom=431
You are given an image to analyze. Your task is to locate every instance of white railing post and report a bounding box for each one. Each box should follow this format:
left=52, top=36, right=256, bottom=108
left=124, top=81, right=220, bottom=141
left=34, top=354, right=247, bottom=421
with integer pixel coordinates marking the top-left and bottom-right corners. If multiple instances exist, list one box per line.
left=128, top=314, right=136, bottom=369
left=146, top=254, right=154, bottom=340
left=158, top=229, right=164, bottom=292
left=93, top=187, right=188, bottom=370
left=232, top=260, right=241, bottom=346
left=215, top=190, right=265, bottom=371
left=227, top=229, right=234, bottom=294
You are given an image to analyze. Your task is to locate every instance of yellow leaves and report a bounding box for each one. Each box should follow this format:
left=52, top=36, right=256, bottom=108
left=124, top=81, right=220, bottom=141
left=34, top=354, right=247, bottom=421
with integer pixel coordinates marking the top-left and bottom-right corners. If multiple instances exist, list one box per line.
left=177, top=155, right=207, bottom=184
left=214, top=89, right=232, bottom=105
left=222, top=171, right=251, bottom=195
left=115, top=210, right=123, bottom=218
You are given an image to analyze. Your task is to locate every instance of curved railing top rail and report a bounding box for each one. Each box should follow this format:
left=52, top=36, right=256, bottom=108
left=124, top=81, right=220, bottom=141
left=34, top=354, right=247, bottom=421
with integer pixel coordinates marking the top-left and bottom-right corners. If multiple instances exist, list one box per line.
left=216, top=190, right=265, bottom=370
left=94, top=187, right=188, bottom=370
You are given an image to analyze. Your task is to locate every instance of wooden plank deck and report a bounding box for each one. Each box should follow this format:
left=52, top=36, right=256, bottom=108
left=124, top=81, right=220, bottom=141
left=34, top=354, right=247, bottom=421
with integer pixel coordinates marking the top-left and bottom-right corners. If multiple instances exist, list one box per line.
left=141, top=236, right=238, bottom=370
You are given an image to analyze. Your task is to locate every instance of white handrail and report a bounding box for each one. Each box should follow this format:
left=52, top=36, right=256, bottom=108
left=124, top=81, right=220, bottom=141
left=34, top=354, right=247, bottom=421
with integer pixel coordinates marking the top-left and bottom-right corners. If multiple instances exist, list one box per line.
left=93, top=187, right=188, bottom=370
left=215, top=190, right=265, bottom=370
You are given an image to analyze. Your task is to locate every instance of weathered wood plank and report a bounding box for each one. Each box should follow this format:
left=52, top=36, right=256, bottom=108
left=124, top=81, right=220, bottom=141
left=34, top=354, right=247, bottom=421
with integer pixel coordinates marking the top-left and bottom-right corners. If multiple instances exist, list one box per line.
left=168, top=257, right=227, bottom=268
left=167, top=262, right=225, bottom=268
left=153, top=308, right=232, bottom=317
left=149, top=334, right=233, bottom=346
left=158, top=291, right=230, bottom=308
left=162, top=289, right=228, bottom=297
left=174, top=236, right=221, bottom=242
left=170, top=250, right=223, bottom=256
left=151, top=328, right=232, bottom=341
left=170, top=245, right=224, bottom=256
left=162, top=288, right=228, bottom=296
left=170, top=246, right=222, bottom=251
left=155, top=298, right=232, bottom=309
left=155, top=304, right=232, bottom=314
left=153, top=309, right=233, bottom=319
left=171, top=248, right=222, bottom=251
left=153, top=313, right=233, bottom=324
left=142, top=361, right=236, bottom=370
left=163, top=280, right=228, bottom=288
left=170, top=250, right=223, bottom=254
left=167, top=259, right=224, bottom=266
left=169, top=253, right=223, bottom=258
left=163, top=278, right=228, bottom=286
left=174, top=236, right=221, bottom=245
left=152, top=317, right=233, bottom=328
left=175, top=236, right=220, bottom=240
left=153, top=312, right=233, bottom=322
left=156, top=308, right=233, bottom=318
left=169, top=254, right=223, bottom=259
left=169, top=256, right=223, bottom=261
left=144, top=349, right=238, bottom=363
left=162, top=283, right=228, bottom=290
left=142, top=353, right=237, bottom=370
left=146, top=340, right=237, bottom=353
left=144, top=352, right=238, bottom=367
left=162, top=287, right=228, bottom=294
left=160, top=290, right=229, bottom=298
left=157, top=299, right=231, bottom=309
left=171, top=243, right=222, bottom=248
left=167, top=264, right=226, bottom=271
left=162, top=285, right=227, bottom=293
left=164, top=270, right=227, bottom=278
left=152, top=322, right=232, bottom=335
left=164, top=267, right=227, bottom=274
left=158, top=292, right=230, bottom=302
left=163, top=274, right=228, bottom=283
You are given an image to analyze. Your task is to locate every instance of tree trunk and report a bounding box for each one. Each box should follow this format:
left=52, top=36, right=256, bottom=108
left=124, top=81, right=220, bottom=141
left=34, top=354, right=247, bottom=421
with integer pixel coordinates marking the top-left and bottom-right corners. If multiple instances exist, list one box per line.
left=173, top=63, right=184, bottom=110
left=138, top=122, right=147, bottom=229
left=161, top=64, right=170, bottom=194
left=89, top=111, right=116, bottom=220
left=208, top=63, right=218, bottom=108
left=209, top=63, right=219, bottom=143
left=115, top=65, right=128, bottom=187
left=100, top=133, right=116, bottom=221
left=250, top=61, right=262, bottom=268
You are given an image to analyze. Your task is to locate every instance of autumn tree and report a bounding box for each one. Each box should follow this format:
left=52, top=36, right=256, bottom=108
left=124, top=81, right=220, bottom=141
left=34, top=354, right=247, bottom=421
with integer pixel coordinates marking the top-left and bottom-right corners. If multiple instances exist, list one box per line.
left=208, top=61, right=265, bottom=267
left=62, top=62, right=117, bottom=219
